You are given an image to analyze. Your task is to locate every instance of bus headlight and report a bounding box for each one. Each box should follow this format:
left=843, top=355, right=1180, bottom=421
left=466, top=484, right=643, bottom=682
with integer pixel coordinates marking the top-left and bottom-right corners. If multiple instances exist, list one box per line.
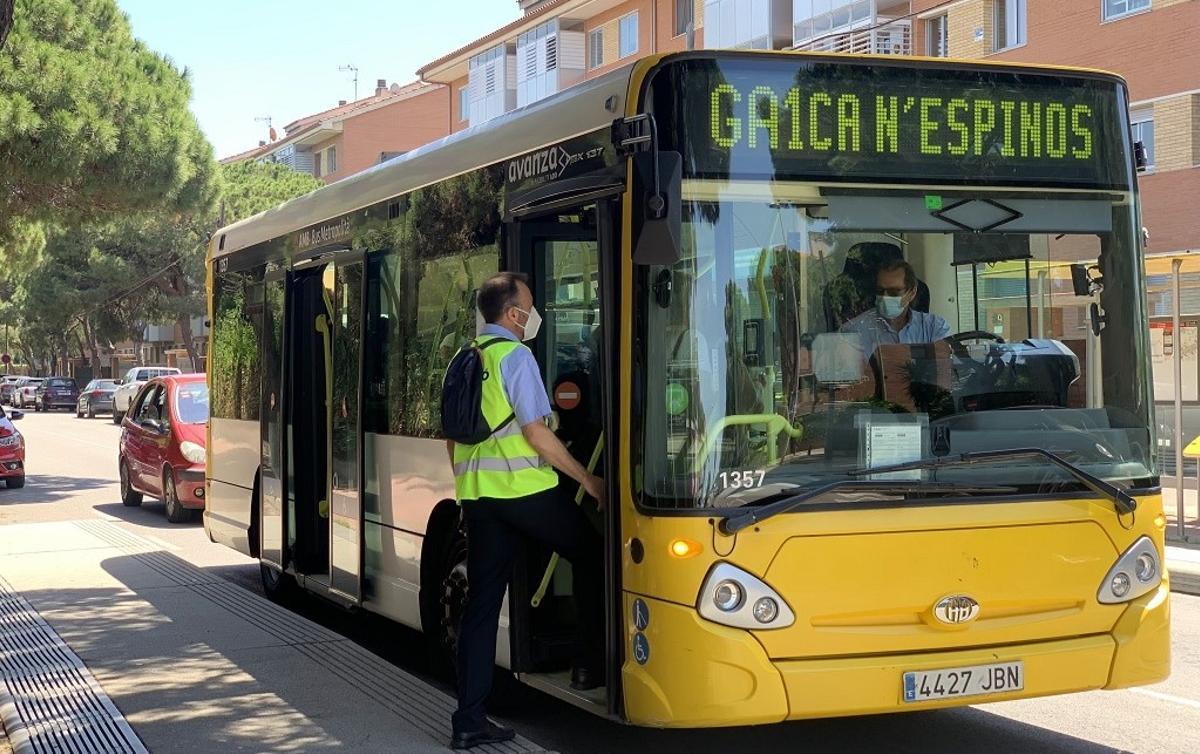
left=752, top=597, right=779, bottom=624
left=1097, top=536, right=1160, bottom=604
left=713, top=580, right=744, bottom=612
left=697, top=563, right=794, bottom=630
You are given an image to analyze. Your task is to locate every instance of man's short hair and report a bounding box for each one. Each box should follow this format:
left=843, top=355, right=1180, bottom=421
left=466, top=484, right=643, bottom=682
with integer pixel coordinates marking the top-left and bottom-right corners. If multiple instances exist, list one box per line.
left=477, top=272, right=530, bottom=323
left=877, top=259, right=917, bottom=291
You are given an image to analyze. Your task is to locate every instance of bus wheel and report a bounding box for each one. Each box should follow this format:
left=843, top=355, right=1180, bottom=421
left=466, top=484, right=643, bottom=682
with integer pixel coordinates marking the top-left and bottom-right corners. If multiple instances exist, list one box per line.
left=260, top=562, right=296, bottom=602
left=437, top=527, right=469, bottom=670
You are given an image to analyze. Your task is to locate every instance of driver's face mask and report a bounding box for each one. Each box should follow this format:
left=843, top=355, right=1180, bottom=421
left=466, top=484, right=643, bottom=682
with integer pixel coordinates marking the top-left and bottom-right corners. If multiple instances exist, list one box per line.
left=877, top=294, right=907, bottom=319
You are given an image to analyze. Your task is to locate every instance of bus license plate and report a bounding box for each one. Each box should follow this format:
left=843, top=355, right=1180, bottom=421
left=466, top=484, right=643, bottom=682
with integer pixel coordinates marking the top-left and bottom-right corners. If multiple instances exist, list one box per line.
left=903, top=661, right=1023, bottom=703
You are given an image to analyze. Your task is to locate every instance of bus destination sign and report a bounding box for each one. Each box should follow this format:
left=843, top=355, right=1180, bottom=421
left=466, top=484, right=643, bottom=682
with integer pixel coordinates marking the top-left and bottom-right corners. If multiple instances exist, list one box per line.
left=649, top=58, right=1129, bottom=189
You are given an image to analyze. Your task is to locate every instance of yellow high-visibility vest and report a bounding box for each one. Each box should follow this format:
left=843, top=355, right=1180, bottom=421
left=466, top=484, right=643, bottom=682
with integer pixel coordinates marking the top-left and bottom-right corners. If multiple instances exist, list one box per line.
left=451, top=338, right=557, bottom=501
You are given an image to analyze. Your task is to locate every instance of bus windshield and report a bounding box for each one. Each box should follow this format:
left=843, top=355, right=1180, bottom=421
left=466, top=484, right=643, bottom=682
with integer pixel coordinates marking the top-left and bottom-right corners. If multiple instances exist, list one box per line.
left=634, top=57, right=1154, bottom=510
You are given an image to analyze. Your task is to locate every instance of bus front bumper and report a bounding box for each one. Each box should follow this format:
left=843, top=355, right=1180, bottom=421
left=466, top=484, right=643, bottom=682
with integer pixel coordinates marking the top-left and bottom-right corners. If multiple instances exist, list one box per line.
left=621, top=584, right=1169, bottom=727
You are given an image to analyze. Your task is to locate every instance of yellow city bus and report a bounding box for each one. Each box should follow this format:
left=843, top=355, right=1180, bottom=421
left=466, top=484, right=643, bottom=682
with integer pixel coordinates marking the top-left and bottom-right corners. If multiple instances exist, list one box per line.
left=205, top=50, right=1169, bottom=726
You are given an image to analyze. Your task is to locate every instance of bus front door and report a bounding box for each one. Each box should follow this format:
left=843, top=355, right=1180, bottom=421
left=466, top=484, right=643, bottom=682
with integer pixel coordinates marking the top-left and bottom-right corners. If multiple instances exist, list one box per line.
left=510, top=203, right=613, bottom=709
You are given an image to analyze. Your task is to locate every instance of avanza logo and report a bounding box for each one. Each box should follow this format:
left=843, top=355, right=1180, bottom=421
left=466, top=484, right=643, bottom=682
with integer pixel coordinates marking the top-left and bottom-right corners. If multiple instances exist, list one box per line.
left=508, top=144, right=605, bottom=185
left=508, top=146, right=569, bottom=184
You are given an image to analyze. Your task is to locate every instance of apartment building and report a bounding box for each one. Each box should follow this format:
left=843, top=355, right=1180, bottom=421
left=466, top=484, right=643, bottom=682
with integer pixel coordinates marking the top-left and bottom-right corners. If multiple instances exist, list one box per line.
left=417, top=0, right=707, bottom=132
left=220, top=79, right=450, bottom=183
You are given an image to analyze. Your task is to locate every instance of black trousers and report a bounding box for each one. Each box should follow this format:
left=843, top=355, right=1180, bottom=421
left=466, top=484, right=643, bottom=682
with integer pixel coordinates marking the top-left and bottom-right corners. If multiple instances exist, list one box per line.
left=452, top=484, right=603, bottom=733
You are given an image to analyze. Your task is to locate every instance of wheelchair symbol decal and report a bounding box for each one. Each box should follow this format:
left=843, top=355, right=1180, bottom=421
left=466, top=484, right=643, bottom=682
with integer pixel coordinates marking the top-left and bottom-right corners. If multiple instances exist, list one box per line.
left=633, top=632, right=650, bottom=665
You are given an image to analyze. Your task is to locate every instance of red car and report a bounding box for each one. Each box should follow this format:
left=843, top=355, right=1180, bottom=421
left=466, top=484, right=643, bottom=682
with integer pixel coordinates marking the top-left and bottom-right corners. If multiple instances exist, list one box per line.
left=118, top=374, right=208, bottom=522
left=0, top=407, right=26, bottom=489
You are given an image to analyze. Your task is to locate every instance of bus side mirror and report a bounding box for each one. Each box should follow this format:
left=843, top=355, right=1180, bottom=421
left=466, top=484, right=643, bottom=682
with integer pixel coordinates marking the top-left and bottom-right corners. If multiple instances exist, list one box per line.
left=631, top=150, right=682, bottom=266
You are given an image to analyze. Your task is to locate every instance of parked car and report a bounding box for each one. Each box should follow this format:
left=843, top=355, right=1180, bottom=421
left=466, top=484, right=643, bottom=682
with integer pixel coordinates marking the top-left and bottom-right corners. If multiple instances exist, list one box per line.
left=76, top=379, right=119, bottom=418
left=13, top=378, right=44, bottom=409
left=0, top=407, right=26, bottom=489
left=118, top=374, right=208, bottom=523
left=1, top=376, right=23, bottom=405
left=35, top=377, right=79, bottom=412
left=112, top=366, right=182, bottom=424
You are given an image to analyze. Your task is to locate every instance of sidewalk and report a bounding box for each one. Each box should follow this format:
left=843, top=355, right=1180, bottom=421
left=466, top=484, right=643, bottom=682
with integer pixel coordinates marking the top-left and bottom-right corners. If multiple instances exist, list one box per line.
left=0, top=519, right=547, bottom=754
left=1161, top=486, right=1200, bottom=596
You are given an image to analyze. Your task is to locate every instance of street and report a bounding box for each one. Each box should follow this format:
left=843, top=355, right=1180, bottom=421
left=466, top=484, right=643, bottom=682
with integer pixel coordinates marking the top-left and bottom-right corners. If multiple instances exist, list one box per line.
left=2, top=410, right=1198, bottom=753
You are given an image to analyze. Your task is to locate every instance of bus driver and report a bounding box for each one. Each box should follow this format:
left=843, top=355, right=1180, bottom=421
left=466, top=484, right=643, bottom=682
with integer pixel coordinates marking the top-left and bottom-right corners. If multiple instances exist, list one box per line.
left=841, top=259, right=950, bottom=352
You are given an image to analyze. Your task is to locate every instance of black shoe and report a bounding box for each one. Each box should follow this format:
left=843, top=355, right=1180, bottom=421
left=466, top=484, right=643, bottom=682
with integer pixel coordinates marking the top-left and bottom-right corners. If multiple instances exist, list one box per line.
left=570, top=665, right=603, bottom=691
left=450, top=722, right=515, bottom=750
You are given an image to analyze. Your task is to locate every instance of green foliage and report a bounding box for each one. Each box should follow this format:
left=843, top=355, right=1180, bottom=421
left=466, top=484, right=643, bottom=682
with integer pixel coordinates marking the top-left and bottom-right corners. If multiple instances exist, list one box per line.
left=218, top=160, right=323, bottom=225
left=0, top=0, right=216, bottom=243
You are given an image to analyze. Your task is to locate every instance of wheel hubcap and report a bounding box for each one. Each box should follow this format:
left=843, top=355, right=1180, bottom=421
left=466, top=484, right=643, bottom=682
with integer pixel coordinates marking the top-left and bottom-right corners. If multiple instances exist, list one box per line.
left=440, top=544, right=469, bottom=651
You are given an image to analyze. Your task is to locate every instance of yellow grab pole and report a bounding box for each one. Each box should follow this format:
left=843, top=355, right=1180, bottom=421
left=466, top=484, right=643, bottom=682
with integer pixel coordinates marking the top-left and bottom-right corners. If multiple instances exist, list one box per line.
left=531, top=433, right=604, bottom=608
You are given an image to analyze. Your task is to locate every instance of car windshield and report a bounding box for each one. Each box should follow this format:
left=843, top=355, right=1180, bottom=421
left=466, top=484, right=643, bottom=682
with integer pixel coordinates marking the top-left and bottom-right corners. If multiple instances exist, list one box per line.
left=94, top=380, right=117, bottom=389
left=47, top=379, right=73, bottom=388
left=634, top=181, right=1154, bottom=509
left=174, top=384, right=209, bottom=424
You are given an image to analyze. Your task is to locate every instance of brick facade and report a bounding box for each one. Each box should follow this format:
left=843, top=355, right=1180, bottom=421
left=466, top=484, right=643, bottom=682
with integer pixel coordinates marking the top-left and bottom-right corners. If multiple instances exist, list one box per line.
left=337, top=85, right=450, bottom=179
left=1153, top=94, right=1199, bottom=173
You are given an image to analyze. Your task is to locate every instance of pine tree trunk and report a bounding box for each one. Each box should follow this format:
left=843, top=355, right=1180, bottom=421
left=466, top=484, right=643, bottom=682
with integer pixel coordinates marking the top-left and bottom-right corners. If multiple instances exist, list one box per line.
left=177, top=314, right=200, bottom=372
left=0, top=0, right=14, bottom=51
left=82, top=317, right=103, bottom=380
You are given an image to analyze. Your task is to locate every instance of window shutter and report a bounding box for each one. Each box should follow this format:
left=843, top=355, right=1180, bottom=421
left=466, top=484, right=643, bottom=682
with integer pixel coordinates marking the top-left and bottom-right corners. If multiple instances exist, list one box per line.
left=545, top=34, right=558, bottom=71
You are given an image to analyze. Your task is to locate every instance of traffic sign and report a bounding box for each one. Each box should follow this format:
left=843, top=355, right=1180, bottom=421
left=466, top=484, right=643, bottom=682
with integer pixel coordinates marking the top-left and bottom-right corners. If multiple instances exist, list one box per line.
left=0, top=353, right=10, bottom=365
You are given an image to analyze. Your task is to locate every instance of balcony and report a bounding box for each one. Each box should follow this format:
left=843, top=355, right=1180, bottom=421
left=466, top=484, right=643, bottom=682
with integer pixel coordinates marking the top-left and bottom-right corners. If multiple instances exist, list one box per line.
left=794, top=17, right=911, bottom=55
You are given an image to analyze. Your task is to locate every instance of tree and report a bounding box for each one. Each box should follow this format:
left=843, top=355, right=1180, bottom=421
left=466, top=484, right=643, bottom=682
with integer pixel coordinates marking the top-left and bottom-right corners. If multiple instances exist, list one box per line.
left=97, top=161, right=322, bottom=369
left=0, top=0, right=13, bottom=50
left=218, top=160, right=325, bottom=222
left=0, top=0, right=216, bottom=244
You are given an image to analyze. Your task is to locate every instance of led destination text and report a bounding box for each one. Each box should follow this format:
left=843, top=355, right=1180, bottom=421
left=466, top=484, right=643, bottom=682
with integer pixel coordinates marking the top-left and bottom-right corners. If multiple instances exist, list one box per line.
left=710, top=84, right=1096, bottom=162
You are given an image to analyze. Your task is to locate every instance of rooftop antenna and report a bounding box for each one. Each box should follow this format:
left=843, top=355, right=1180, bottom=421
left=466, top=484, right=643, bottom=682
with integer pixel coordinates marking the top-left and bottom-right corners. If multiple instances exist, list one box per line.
left=254, top=115, right=276, bottom=142
left=339, top=64, right=359, bottom=101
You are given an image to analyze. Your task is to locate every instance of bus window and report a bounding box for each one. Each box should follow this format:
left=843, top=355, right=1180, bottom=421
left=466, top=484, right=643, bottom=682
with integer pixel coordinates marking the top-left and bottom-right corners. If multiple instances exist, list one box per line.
left=636, top=182, right=1154, bottom=509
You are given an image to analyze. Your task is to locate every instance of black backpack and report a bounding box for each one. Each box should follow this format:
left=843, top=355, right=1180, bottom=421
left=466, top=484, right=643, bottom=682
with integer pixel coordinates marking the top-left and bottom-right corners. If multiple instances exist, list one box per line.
left=441, top=337, right=516, bottom=444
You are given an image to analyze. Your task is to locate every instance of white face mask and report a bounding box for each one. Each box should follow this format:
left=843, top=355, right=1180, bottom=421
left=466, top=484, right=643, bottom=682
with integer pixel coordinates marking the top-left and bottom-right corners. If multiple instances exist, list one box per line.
left=475, top=308, right=486, bottom=336
left=514, top=305, right=542, bottom=342
left=877, top=295, right=906, bottom=319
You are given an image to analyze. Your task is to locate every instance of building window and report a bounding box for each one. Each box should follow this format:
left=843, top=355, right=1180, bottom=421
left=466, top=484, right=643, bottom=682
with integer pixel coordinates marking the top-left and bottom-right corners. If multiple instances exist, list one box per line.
left=926, top=15, right=948, bottom=57
left=993, top=0, right=1026, bottom=51
left=459, top=87, right=469, bottom=121
left=676, top=0, right=695, bottom=36
left=1104, top=0, right=1151, bottom=21
left=326, top=147, right=337, bottom=175
left=589, top=28, right=604, bottom=68
left=1131, top=112, right=1155, bottom=171
left=619, top=12, right=639, bottom=58
left=313, top=151, right=323, bottom=178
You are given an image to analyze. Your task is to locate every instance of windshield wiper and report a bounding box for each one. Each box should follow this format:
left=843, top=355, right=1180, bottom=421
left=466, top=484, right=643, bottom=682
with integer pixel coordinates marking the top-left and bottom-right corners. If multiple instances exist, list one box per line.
left=847, top=448, right=1137, bottom=516
left=719, top=481, right=1018, bottom=535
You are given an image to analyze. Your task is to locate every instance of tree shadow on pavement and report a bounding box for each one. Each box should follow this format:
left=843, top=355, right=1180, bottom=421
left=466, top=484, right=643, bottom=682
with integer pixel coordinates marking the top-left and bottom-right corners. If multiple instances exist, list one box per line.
left=17, top=552, right=453, bottom=753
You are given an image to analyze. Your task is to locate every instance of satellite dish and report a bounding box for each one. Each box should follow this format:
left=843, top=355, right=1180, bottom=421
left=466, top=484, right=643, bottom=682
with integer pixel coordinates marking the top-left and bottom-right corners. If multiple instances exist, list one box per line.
left=269, top=126, right=278, bottom=141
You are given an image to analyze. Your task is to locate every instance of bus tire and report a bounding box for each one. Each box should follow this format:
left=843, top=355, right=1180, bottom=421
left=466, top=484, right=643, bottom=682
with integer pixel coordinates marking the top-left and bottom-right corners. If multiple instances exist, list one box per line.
left=260, top=561, right=296, bottom=602
left=421, top=502, right=467, bottom=675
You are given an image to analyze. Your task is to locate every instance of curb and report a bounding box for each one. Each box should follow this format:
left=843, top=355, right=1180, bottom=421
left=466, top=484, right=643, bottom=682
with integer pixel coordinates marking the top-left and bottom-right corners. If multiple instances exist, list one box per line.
left=1168, top=565, right=1200, bottom=596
